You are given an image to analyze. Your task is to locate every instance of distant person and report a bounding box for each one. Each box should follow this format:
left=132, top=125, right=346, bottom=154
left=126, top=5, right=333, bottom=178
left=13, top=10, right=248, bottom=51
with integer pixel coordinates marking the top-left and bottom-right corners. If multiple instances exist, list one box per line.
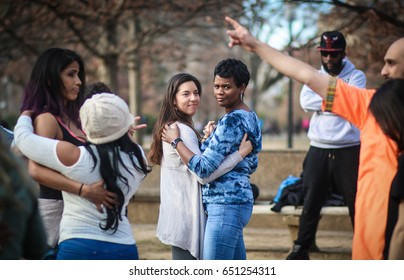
left=162, top=59, right=262, bottom=260
left=224, top=16, right=404, bottom=259
left=14, top=93, right=151, bottom=260
left=0, top=141, right=48, bottom=259
left=148, top=73, right=252, bottom=260
left=85, top=81, right=113, bottom=99
left=294, top=118, right=302, bottom=134
left=287, top=31, right=366, bottom=260
left=301, top=118, right=310, bottom=133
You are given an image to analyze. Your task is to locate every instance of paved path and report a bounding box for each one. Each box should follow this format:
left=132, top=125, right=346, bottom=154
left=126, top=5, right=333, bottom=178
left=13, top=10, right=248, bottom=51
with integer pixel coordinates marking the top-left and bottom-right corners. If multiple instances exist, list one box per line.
left=133, top=224, right=353, bottom=260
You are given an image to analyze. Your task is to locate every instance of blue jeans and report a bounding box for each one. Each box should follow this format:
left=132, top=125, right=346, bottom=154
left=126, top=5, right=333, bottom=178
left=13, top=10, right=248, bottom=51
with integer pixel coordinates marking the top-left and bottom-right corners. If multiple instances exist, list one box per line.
left=56, top=238, right=139, bottom=260
left=203, top=203, right=253, bottom=260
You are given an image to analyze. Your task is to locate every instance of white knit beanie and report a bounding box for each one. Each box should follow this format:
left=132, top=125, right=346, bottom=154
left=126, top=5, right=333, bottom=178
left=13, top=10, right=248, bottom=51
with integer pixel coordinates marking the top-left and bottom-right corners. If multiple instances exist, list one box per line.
left=80, top=93, right=134, bottom=144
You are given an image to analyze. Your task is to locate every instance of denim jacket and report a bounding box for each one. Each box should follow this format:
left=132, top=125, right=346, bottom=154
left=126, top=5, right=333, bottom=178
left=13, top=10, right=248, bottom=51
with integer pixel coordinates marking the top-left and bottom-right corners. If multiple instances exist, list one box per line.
left=188, top=109, right=262, bottom=204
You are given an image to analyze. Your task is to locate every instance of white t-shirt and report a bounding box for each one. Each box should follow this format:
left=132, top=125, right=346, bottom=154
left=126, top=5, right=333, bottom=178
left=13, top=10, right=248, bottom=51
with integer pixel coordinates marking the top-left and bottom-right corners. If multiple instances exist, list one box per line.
left=14, top=115, right=146, bottom=245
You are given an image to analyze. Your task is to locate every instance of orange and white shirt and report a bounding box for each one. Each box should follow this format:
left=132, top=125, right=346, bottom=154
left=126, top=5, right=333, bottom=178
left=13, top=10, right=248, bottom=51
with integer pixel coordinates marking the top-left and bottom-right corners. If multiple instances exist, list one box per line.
left=323, top=78, right=398, bottom=260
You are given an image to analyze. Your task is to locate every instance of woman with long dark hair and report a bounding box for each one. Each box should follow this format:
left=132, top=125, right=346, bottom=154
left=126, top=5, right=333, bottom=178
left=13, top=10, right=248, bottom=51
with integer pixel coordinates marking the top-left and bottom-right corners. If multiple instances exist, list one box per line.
left=14, top=93, right=150, bottom=259
left=19, top=48, right=116, bottom=252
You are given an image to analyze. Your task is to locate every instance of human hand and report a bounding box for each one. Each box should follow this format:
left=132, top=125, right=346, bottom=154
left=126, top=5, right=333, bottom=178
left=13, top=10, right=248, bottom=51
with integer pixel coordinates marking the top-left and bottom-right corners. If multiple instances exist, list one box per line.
left=162, top=123, right=180, bottom=143
left=129, top=116, right=147, bottom=136
left=202, top=121, right=216, bottom=140
left=238, top=133, right=252, bottom=158
left=224, top=16, right=258, bottom=52
left=80, top=180, right=118, bottom=213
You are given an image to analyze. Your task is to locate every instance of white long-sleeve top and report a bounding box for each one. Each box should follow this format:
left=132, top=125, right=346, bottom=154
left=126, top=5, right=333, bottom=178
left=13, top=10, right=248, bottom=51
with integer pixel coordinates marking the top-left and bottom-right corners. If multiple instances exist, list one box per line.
left=14, top=115, right=146, bottom=245
left=156, top=123, right=243, bottom=259
left=300, top=57, right=366, bottom=148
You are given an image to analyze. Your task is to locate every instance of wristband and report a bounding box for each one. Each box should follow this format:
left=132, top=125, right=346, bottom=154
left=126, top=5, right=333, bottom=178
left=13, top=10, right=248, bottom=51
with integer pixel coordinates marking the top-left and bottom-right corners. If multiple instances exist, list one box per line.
left=78, top=183, right=84, bottom=196
left=171, top=137, right=183, bottom=149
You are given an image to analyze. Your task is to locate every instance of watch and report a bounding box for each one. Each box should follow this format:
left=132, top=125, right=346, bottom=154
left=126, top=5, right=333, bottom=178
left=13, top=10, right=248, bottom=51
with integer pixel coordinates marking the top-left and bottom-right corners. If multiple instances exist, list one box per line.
left=171, top=137, right=183, bottom=149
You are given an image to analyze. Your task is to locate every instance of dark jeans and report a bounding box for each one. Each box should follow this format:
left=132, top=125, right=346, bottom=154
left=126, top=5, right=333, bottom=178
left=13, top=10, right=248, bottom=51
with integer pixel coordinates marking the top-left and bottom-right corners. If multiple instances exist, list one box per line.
left=295, top=145, right=360, bottom=250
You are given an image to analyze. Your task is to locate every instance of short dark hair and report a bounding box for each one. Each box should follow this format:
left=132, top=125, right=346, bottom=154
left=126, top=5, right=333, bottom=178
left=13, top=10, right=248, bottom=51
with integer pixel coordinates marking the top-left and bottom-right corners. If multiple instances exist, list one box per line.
left=214, top=58, right=250, bottom=88
left=85, top=81, right=112, bottom=99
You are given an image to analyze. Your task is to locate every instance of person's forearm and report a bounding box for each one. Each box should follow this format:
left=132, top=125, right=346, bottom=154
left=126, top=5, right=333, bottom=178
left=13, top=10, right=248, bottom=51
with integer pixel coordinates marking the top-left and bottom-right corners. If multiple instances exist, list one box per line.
left=389, top=227, right=404, bottom=259
left=29, top=160, right=116, bottom=211
left=174, top=141, right=195, bottom=165
left=389, top=225, right=404, bottom=260
left=29, top=160, right=82, bottom=195
left=389, top=201, right=404, bottom=259
left=252, top=40, right=329, bottom=99
left=196, top=151, right=242, bottom=184
left=300, top=86, right=323, bottom=112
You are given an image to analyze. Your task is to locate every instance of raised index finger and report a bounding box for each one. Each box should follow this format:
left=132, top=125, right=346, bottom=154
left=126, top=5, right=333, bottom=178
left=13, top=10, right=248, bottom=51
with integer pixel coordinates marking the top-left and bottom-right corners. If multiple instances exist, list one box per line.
left=224, top=16, right=239, bottom=28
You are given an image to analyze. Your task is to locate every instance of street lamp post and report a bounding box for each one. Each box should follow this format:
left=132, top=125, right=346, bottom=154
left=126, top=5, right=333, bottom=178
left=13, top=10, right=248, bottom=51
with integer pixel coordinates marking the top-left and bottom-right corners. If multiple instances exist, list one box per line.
left=286, top=6, right=295, bottom=149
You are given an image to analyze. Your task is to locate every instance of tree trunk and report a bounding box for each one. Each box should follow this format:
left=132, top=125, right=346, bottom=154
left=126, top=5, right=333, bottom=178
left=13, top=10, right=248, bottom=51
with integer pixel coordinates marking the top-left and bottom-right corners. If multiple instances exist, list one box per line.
left=98, top=55, right=119, bottom=92
left=127, top=17, right=143, bottom=145
left=127, top=54, right=143, bottom=145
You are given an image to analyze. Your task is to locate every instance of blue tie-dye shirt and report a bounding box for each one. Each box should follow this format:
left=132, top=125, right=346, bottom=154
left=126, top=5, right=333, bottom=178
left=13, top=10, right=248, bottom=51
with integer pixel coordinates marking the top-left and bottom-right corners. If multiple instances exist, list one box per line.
left=188, top=109, right=262, bottom=204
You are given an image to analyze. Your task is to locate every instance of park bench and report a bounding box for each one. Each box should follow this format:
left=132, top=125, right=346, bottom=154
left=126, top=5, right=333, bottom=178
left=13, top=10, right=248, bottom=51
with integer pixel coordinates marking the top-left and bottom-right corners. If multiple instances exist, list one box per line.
left=252, top=202, right=350, bottom=245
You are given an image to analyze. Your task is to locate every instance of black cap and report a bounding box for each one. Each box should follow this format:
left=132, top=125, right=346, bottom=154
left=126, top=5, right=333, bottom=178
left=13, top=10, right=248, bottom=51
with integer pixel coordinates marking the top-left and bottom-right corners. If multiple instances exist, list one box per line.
left=317, top=31, right=346, bottom=51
